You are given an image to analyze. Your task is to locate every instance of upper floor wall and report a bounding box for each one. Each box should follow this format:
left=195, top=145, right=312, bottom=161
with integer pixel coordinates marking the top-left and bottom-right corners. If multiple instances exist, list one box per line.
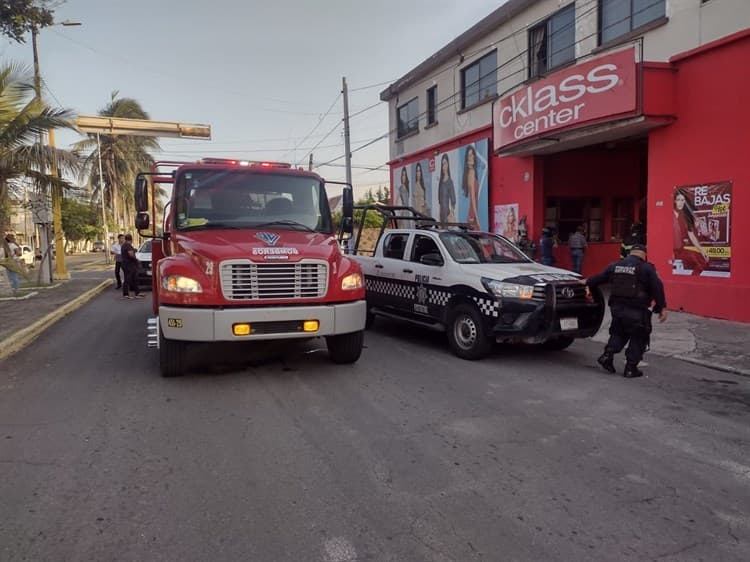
left=382, top=0, right=750, bottom=162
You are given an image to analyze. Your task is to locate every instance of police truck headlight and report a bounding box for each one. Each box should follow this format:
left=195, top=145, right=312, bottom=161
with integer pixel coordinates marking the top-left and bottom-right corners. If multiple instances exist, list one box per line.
left=341, top=272, right=363, bottom=291
left=163, top=275, right=203, bottom=293
left=482, top=278, right=534, bottom=299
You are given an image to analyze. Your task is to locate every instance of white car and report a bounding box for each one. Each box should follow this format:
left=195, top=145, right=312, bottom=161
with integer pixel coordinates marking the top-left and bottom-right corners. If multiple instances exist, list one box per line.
left=135, top=240, right=153, bottom=289
left=20, top=245, right=34, bottom=267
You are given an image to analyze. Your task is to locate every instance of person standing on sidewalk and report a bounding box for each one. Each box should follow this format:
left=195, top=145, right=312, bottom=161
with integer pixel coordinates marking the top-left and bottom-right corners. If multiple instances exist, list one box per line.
left=120, top=234, right=143, bottom=299
left=110, top=234, right=124, bottom=290
left=582, top=244, right=667, bottom=378
left=568, top=224, right=588, bottom=274
left=1, top=234, right=24, bottom=293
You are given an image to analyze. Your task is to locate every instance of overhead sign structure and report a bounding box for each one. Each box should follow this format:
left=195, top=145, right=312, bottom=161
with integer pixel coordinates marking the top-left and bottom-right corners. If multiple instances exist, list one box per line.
left=75, top=116, right=211, bottom=139
left=493, top=47, right=637, bottom=152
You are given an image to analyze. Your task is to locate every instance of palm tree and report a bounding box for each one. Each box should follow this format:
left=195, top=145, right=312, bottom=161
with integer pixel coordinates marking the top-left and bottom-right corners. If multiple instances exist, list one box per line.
left=0, top=62, right=78, bottom=233
left=75, top=92, right=160, bottom=232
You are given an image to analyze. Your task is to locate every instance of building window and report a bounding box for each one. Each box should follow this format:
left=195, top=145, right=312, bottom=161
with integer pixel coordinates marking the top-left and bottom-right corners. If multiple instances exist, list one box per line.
left=611, top=197, right=634, bottom=241
left=426, top=86, right=437, bottom=125
left=546, top=197, right=602, bottom=242
left=529, top=4, right=576, bottom=79
left=397, top=97, right=419, bottom=138
left=600, top=0, right=666, bottom=44
left=461, top=50, right=497, bottom=109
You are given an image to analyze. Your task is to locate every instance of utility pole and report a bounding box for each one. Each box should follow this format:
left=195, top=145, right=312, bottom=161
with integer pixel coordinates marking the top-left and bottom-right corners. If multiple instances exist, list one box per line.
left=31, top=25, right=52, bottom=284
left=342, top=77, right=353, bottom=189
left=308, top=153, right=313, bottom=172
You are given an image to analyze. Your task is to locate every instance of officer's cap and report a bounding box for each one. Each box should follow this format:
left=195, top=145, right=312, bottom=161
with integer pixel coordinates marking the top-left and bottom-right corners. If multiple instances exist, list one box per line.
left=630, top=243, right=647, bottom=252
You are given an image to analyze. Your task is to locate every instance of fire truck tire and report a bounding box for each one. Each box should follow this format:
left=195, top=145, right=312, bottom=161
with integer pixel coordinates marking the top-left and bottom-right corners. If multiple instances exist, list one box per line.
left=447, top=303, right=492, bottom=360
left=159, top=330, right=186, bottom=377
left=541, top=336, right=575, bottom=351
left=326, top=330, right=364, bottom=364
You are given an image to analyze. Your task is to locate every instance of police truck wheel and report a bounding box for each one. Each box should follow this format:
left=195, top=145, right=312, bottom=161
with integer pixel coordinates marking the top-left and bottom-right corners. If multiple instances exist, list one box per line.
left=447, top=303, right=492, bottom=360
left=326, top=331, right=364, bottom=364
left=159, top=329, right=186, bottom=377
left=541, top=336, right=575, bottom=351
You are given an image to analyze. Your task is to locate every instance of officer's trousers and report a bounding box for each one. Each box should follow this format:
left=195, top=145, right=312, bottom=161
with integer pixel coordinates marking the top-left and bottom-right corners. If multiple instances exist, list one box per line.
left=605, top=306, right=651, bottom=364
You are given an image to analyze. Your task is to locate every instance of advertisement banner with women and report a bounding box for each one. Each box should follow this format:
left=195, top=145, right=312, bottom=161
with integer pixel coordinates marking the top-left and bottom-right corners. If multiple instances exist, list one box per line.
left=672, top=181, right=732, bottom=278
left=493, top=204, right=519, bottom=241
left=395, top=139, right=489, bottom=230
left=429, top=138, right=489, bottom=230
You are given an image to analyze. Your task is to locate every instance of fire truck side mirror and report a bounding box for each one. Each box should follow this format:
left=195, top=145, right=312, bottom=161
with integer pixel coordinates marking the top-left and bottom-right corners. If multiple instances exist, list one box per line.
left=135, top=176, right=149, bottom=213
left=135, top=212, right=150, bottom=231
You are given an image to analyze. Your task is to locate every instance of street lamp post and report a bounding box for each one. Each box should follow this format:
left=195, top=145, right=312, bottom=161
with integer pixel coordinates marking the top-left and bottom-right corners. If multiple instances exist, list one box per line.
left=31, top=20, right=81, bottom=282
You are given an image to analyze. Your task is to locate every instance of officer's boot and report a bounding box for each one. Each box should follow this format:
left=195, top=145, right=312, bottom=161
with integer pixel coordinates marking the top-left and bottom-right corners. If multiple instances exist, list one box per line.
left=597, top=352, right=616, bottom=373
left=623, top=362, right=643, bottom=378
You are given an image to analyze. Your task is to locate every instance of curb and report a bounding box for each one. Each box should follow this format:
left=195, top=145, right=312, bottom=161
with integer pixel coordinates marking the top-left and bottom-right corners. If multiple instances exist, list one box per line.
left=0, top=279, right=113, bottom=362
left=673, top=355, right=750, bottom=378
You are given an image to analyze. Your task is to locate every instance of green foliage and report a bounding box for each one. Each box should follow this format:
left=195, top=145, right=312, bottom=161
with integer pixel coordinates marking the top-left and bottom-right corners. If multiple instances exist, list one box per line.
left=0, top=62, right=77, bottom=230
left=61, top=197, right=100, bottom=242
left=0, top=1, right=55, bottom=44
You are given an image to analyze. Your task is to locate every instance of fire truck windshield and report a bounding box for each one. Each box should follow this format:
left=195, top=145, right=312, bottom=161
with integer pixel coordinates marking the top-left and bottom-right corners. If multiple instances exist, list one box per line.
left=173, top=169, right=333, bottom=233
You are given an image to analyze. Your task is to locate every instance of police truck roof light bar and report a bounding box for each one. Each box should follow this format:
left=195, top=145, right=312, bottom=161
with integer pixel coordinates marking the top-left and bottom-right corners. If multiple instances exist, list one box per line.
left=199, top=158, right=292, bottom=169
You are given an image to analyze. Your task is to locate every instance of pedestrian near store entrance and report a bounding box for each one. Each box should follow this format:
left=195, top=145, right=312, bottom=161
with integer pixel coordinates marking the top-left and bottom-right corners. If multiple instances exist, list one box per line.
left=111, top=234, right=124, bottom=289
left=568, top=224, right=587, bottom=274
left=582, top=244, right=667, bottom=378
left=120, top=234, right=143, bottom=299
left=539, top=227, right=556, bottom=266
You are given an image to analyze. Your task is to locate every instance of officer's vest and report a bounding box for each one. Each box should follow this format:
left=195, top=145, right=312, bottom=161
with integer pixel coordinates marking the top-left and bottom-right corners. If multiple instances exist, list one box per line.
left=610, top=261, right=646, bottom=299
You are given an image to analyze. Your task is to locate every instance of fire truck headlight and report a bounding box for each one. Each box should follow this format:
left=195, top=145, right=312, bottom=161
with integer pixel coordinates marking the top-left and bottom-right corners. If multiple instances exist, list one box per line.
left=163, top=275, right=203, bottom=293
left=341, top=272, right=363, bottom=291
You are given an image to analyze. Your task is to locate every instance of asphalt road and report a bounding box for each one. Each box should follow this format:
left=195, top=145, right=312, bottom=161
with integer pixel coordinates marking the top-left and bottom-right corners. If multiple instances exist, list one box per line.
left=1, top=292, right=748, bottom=561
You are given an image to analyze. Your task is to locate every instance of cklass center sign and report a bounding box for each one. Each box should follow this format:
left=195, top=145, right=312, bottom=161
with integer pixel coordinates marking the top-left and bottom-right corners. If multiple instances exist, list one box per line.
left=493, top=47, right=637, bottom=151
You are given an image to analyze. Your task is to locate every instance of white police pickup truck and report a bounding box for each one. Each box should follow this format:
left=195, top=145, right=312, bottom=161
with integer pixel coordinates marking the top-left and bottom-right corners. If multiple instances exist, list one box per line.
left=345, top=206, right=604, bottom=360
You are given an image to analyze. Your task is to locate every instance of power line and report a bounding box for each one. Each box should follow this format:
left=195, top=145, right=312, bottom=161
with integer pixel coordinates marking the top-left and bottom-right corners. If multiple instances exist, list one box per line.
left=285, top=92, right=341, bottom=164
left=350, top=78, right=398, bottom=92
left=320, top=0, right=651, bottom=170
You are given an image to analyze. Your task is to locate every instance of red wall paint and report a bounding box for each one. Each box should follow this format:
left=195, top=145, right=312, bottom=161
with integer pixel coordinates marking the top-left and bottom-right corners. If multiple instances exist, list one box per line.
left=648, top=34, right=750, bottom=322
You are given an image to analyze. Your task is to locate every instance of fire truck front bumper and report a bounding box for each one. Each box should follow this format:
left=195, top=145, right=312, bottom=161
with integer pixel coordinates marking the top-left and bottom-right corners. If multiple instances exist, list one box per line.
left=158, top=301, right=366, bottom=342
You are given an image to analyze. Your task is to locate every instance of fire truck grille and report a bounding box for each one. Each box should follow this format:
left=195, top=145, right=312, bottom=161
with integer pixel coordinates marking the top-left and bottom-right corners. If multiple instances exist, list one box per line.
left=220, top=260, right=328, bottom=300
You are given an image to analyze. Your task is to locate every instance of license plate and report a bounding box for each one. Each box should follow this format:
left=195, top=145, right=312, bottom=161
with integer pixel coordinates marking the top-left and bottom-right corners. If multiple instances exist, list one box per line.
left=560, top=317, right=578, bottom=331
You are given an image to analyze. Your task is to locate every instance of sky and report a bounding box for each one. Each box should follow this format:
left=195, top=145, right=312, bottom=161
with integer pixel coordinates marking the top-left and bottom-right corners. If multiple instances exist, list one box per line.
left=0, top=0, right=506, bottom=199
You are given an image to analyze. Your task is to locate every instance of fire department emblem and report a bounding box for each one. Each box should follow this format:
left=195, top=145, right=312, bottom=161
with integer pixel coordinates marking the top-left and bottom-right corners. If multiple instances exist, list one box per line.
left=256, top=232, right=280, bottom=246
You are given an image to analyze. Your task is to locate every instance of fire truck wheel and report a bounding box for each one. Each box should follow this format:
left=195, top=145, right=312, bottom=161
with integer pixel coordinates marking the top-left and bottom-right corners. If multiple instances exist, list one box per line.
left=540, top=336, right=575, bottom=351
left=159, top=330, right=186, bottom=377
left=447, top=303, right=492, bottom=360
left=326, top=330, right=364, bottom=364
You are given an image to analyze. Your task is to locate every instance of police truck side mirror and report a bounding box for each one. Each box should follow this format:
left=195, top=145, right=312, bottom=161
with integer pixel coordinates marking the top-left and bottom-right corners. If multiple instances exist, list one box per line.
left=341, top=186, right=354, bottom=235
left=420, top=253, right=444, bottom=266
left=135, top=176, right=149, bottom=213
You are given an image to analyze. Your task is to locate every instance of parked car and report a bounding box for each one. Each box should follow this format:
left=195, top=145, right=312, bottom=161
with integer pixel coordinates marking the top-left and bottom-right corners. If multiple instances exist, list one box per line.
left=20, top=245, right=34, bottom=267
left=92, top=241, right=106, bottom=252
left=135, top=239, right=153, bottom=290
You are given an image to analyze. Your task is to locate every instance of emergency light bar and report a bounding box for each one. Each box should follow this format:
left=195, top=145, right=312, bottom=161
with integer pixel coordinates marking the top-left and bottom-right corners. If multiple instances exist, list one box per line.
left=199, top=158, right=292, bottom=169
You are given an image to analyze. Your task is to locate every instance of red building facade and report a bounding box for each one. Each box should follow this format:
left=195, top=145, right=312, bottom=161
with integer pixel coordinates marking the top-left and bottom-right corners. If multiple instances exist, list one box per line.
left=390, top=31, right=749, bottom=322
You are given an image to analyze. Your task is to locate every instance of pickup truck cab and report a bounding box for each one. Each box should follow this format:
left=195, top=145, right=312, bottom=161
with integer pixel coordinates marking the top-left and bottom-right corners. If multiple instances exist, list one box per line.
left=346, top=206, right=604, bottom=359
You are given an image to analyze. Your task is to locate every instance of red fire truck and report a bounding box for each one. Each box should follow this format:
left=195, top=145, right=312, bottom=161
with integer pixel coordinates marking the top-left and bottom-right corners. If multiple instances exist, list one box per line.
left=134, top=158, right=365, bottom=377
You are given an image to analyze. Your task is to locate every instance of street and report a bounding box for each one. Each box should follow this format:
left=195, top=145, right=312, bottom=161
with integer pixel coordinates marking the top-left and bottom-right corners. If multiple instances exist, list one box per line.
left=1, top=292, right=749, bottom=562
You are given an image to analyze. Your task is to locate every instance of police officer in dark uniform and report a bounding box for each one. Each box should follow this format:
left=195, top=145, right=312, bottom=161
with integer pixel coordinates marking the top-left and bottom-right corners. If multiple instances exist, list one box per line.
left=583, top=244, right=668, bottom=378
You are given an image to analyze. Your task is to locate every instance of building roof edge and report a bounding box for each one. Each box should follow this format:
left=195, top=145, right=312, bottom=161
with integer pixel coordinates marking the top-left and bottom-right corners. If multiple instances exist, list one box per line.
left=380, top=0, right=539, bottom=102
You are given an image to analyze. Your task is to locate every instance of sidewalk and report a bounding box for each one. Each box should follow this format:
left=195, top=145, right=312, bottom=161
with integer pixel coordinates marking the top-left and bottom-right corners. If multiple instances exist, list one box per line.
left=1, top=263, right=748, bottom=375
left=0, top=256, right=113, bottom=361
